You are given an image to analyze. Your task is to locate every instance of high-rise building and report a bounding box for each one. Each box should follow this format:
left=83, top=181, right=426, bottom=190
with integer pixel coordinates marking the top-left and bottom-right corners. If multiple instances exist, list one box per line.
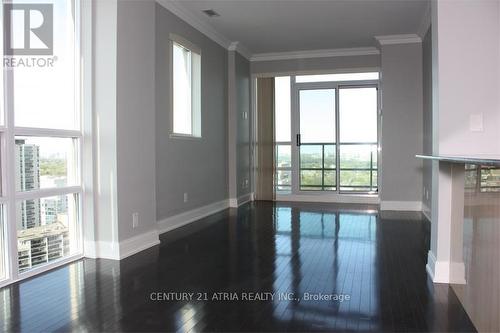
left=14, top=140, right=69, bottom=272
left=15, top=140, right=41, bottom=230
left=17, top=222, right=69, bottom=272
left=41, top=196, right=68, bottom=225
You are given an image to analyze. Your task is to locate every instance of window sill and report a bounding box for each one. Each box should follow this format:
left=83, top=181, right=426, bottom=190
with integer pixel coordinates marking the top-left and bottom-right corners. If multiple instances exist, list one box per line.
left=275, top=193, right=380, bottom=205
left=0, top=254, right=84, bottom=288
left=169, top=133, right=202, bottom=140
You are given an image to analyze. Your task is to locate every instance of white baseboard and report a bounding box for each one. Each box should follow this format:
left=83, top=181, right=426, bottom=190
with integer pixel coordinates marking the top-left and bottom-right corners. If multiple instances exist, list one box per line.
left=238, top=192, right=253, bottom=206
left=86, top=240, right=120, bottom=260
left=158, top=199, right=230, bottom=234
left=380, top=200, right=422, bottom=211
left=119, top=229, right=160, bottom=259
left=426, top=250, right=437, bottom=281
left=449, top=262, right=466, bottom=284
left=430, top=259, right=451, bottom=284
left=229, top=192, right=254, bottom=208
left=422, top=202, right=431, bottom=221
left=83, top=239, right=97, bottom=259
left=229, top=198, right=238, bottom=208
left=86, top=229, right=160, bottom=260
left=275, top=194, right=379, bottom=204
left=426, top=250, right=466, bottom=284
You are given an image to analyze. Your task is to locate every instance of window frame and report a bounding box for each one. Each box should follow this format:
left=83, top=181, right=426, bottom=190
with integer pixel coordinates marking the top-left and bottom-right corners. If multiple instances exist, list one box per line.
left=293, top=81, right=380, bottom=195
left=169, top=33, right=202, bottom=139
left=296, top=86, right=338, bottom=192
left=0, top=0, right=90, bottom=288
left=295, top=72, right=380, bottom=83
left=272, top=73, right=380, bottom=196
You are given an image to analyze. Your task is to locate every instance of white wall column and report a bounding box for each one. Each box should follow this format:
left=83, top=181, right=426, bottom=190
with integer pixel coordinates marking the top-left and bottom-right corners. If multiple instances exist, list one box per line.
left=89, top=0, right=159, bottom=260
left=427, top=162, right=465, bottom=284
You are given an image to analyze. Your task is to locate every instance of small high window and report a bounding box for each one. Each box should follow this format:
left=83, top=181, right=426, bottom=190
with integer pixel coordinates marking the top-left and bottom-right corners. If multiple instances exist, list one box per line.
left=171, top=34, right=201, bottom=137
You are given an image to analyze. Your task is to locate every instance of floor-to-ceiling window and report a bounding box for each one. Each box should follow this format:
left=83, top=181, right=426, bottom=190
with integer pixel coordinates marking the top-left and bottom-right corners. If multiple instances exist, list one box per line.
left=274, top=77, right=292, bottom=193
left=1, top=0, right=84, bottom=285
left=0, top=0, right=6, bottom=284
left=274, top=72, right=379, bottom=196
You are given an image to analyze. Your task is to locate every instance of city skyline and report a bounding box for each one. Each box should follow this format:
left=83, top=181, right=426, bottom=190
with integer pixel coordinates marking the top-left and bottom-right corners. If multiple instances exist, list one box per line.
left=15, top=140, right=70, bottom=272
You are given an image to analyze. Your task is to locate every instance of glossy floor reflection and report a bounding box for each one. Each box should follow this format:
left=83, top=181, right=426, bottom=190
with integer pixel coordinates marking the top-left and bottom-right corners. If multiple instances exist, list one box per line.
left=0, top=201, right=476, bottom=332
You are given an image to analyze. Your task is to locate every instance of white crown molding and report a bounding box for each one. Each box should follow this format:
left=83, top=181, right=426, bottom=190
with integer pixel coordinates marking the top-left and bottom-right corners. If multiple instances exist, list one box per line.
left=375, top=34, right=422, bottom=46
left=156, top=0, right=231, bottom=48
left=228, top=41, right=252, bottom=60
left=250, top=47, right=380, bottom=62
left=156, top=0, right=253, bottom=58
left=417, top=2, right=432, bottom=38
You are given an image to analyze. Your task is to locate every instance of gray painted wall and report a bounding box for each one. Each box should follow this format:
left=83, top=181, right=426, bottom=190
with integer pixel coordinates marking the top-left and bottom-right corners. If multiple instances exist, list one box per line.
left=422, top=28, right=433, bottom=215
left=250, top=54, right=380, bottom=75
left=156, top=4, right=229, bottom=221
left=235, top=52, right=252, bottom=197
left=116, top=0, right=157, bottom=240
left=380, top=43, right=423, bottom=203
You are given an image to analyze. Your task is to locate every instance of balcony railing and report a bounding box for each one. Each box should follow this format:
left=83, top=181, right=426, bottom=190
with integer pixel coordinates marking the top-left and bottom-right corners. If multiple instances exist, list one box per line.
left=300, top=142, right=378, bottom=193
left=299, top=143, right=335, bottom=191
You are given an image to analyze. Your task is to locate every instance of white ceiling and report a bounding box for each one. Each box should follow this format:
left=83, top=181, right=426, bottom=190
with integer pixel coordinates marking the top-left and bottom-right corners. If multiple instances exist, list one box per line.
left=173, top=0, right=429, bottom=54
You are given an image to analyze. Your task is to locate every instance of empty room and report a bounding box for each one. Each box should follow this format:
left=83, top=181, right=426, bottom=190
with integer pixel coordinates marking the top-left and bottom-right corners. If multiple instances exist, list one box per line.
left=0, top=0, right=499, bottom=332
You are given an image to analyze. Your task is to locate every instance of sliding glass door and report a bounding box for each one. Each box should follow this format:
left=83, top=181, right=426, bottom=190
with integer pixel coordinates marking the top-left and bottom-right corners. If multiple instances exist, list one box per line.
left=298, top=88, right=336, bottom=191
left=338, top=87, right=378, bottom=192
left=274, top=73, right=379, bottom=196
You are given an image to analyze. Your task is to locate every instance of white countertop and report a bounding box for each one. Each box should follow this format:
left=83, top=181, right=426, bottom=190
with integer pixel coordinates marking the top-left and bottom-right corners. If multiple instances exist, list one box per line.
left=416, top=154, right=500, bottom=165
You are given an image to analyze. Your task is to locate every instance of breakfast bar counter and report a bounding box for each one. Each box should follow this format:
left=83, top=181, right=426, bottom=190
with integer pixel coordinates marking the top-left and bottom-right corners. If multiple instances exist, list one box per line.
left=416, top=154, right=500, bottom=332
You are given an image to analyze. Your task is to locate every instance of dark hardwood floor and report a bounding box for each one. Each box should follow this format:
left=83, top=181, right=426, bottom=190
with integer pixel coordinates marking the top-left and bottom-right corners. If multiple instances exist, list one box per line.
left=0, top=201, right=476, bottom=332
